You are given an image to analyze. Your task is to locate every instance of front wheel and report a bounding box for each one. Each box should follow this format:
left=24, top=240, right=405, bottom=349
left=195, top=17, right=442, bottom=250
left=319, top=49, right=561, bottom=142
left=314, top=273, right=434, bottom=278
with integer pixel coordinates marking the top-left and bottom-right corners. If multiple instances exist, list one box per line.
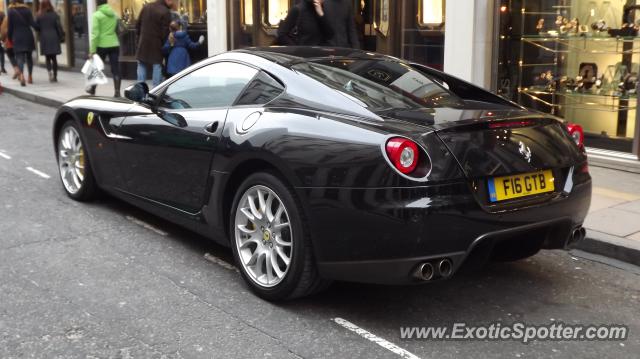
left=56, top=121, right=98, bottom=201
left=230, top=172, right=330, bottom=301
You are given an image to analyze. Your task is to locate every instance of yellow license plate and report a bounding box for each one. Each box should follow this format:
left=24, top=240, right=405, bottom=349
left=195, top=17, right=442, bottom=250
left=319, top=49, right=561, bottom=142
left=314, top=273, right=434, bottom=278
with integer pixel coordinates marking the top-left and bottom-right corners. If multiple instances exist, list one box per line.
left=488, top=170, right=555, bottom=202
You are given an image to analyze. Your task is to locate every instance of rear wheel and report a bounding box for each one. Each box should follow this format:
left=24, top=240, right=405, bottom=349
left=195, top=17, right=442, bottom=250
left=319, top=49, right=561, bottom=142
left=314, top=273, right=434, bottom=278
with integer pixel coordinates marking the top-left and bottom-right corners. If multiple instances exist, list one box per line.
left=230, top=172, right=330, bottom=301
left=57, top=121, right=98, bottom=201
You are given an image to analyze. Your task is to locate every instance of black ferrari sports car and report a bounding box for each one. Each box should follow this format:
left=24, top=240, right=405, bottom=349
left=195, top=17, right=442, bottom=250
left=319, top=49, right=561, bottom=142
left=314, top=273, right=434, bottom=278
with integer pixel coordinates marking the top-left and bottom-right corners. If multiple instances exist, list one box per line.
left=53, top=47, right=591, bottom=300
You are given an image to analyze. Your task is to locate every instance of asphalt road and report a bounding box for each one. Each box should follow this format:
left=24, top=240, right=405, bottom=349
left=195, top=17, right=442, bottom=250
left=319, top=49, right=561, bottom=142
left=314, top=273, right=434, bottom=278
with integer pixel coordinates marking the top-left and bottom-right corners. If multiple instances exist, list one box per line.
left=1, top=93, right=639, bottom=358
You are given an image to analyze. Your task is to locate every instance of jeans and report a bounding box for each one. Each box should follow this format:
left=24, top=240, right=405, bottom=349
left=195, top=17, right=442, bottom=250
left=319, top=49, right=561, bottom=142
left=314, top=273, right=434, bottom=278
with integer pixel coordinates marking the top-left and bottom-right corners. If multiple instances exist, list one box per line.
left=15, top=51, right=33, bottom=75
left=137, top=61, right=163, bottom=87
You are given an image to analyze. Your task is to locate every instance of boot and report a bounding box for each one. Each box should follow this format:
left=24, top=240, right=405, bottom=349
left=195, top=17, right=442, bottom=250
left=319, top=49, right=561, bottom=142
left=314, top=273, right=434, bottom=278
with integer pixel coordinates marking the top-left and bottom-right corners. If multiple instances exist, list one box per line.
left=113, top=77, right=121, bottom=98
left=27, top=74, right=33, bottom=84
left=12, top=66, right=20, bottom=80
left=18, top=72, right=25, bottom=87
left=48, top=70, right=54, bottom=83
left=0, top=68, right=6, bottom=74
left=53, top=68, right=58, bottom=82
left=86, top=85, right=96, bottom=95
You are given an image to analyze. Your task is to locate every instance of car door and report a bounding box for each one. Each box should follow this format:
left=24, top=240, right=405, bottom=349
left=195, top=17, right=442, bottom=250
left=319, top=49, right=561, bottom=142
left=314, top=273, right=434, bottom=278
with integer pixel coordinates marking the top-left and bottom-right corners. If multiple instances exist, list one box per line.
left=116, top=62, right=260, bottom=213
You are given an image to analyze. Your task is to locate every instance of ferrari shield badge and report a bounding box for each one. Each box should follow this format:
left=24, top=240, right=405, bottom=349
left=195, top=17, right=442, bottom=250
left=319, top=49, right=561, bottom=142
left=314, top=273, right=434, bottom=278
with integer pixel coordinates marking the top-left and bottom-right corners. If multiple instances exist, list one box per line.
left=87, top=112, right=94, bottom=126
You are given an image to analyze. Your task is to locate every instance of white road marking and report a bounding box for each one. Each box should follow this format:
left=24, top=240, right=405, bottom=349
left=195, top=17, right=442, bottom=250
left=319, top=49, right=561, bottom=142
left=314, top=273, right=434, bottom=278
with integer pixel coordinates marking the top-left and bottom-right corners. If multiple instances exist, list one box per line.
left=125, top=216, right=168, bottom=236
left=332, top=318, right=421, bottom=359
left=0, top=151, right=11, bottom=160
left=204, top=253, right=239, bottom=272
left=25, top=167, right=51, bottom=179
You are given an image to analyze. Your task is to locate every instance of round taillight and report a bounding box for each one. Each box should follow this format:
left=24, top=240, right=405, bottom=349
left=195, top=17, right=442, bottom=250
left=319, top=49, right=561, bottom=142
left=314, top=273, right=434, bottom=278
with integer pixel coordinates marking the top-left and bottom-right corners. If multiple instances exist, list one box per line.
left=385, top=137, right=419, bottom=174
left=566, top=123, right=584, bottom=147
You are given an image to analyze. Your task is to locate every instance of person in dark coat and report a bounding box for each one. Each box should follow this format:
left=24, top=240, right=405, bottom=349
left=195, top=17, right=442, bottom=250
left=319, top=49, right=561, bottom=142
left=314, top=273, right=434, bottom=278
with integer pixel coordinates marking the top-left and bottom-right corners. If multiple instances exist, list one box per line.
left=36, top=0, right=64, bottom=82
left=276, top=0, right=334, bottom=46
left=7, top=0, right=38, bottom=86
left=136, top=0, right=173, bottom=87
left=162, top=21, right=204, bottom=77
left=1, top=1, right=20, bottom=80
left=0, top=11, right=6, bottom=74
left=322, top=0, right=360, bottom=48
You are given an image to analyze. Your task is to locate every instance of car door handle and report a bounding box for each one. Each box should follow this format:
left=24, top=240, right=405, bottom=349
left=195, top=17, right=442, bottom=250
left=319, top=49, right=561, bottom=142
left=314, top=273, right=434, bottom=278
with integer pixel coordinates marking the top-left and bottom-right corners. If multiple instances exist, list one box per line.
left=204, top=122, right=219, bottom=134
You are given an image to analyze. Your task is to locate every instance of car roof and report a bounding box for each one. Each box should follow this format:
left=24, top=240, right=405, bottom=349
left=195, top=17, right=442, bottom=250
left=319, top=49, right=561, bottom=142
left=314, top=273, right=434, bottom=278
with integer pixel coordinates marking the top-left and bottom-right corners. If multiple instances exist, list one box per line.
left=232, top=46, right=401, bottom=66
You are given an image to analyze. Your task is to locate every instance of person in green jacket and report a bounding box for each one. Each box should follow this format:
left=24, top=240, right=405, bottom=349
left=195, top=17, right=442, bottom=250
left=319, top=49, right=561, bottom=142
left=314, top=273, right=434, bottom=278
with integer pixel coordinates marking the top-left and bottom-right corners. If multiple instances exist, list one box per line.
left=87, top=0, right=121, bottom=97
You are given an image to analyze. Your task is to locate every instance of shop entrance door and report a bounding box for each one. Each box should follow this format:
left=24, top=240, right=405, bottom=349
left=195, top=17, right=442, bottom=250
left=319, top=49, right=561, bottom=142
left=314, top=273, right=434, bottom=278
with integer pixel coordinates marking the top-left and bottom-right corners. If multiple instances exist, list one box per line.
left=71, top=0, right=89, bottom=70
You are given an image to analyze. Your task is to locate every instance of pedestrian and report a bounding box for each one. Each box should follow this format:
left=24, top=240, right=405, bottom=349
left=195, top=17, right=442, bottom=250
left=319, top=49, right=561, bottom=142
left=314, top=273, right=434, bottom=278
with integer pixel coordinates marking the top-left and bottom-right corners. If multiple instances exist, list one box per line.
left=162, top=21, right=204, bottom=77
left=73, top=10, right=85, bottom=38
left=0, top=11, right=7, bottom=74
left=36, top=0, right=64, bottom=83
left=0, top=1, right=20, bottom=81
left=276, top=0, right=334, bottom=46
left=322, top=0, right=360, bottom=48
left=7, top=0, right=38, bottom=86
left=87, top=0, right=122, bottom=97
left=136, top=0, right=173, bottom=87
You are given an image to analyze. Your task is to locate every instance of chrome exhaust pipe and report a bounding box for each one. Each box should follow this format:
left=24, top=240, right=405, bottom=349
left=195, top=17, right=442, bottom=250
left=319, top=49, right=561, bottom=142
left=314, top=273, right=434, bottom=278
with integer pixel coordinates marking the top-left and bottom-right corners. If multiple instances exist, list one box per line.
left=413, top=262, right=435, bottom=281
left=437, top=258, right=453, bottom=278
left=569, top=227, right=586, bottom=245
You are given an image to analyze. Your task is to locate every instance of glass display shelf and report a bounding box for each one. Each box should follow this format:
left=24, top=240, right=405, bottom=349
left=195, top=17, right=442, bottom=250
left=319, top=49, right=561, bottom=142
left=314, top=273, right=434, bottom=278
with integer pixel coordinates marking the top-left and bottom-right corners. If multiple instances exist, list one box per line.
left=519, top=88, right=637, bottom=112
left=521, top=36, right=640, bottom=54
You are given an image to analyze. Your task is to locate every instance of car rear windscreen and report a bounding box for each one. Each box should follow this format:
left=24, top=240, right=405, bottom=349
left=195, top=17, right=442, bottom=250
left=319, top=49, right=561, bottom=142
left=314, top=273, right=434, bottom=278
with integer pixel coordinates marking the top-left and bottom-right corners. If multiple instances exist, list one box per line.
left=291, top=59, right=464, bottom=111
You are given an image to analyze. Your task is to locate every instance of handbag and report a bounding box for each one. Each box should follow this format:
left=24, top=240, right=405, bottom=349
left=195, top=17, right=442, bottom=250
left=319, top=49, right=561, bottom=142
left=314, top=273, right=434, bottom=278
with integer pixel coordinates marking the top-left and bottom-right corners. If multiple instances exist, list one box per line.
left=116, top=18, right=127, bottom=37
left=274, top=5, right=301, bottom=45
left=56, top=16, right=66, bottom=43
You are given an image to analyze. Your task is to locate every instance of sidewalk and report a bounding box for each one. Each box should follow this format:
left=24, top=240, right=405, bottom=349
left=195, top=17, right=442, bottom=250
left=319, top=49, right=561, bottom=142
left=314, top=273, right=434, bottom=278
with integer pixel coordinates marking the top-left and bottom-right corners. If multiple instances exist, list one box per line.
left=0, top=65, right=137, bottom=107
left=1, top=66, right=640, bottom=267
left=575, top=168, right=640, bottom=265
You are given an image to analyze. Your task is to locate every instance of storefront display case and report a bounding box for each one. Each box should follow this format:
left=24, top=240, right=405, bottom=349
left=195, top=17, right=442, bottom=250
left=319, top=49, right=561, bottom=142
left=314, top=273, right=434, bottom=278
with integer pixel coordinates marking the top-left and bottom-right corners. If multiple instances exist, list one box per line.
left=497, top=0, right=640, bottom=157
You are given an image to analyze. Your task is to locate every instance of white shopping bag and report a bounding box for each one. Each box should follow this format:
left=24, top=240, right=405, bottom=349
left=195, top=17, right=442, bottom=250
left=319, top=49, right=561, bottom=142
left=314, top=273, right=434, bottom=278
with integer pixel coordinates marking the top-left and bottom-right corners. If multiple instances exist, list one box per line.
left=81, top=54, right=108, bottom=88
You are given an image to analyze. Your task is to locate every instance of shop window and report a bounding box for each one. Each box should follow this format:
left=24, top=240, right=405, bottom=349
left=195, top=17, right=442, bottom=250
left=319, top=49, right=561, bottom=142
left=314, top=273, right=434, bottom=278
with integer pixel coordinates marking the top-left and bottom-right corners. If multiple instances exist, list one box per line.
left=418, top=0, right=444, bottom=28
left=262, top=0, right=289, bottom=28
left=496, top=0, right=639, bottom=155
left=241, top=0, right=253, bottom=27
left=119, top=0, right=207, bottom=25
left=374, top=0, right=390, bottom=36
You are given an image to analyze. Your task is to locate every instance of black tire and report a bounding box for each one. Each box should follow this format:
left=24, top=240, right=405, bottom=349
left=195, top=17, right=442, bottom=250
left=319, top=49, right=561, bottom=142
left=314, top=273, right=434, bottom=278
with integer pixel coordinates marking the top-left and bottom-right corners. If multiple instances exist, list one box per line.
left=56, top=120, right=99, bottom=201
left=229, top=171, right=331, bottom=301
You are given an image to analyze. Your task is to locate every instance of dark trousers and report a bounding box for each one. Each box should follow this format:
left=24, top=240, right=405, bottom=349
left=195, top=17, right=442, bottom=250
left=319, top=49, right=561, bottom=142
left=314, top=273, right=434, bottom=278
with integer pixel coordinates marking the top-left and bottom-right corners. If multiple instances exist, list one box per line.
left=0, top=45, right=5, bottom=70
left=45, top=55, right=58, bottom=75
left=15, top=51, right=33, bottom=75
left=89, top=46, right=121, bottom=96
left=96, top=46, right=120, bottom=78
left=6, top=48, right=17, bottom=67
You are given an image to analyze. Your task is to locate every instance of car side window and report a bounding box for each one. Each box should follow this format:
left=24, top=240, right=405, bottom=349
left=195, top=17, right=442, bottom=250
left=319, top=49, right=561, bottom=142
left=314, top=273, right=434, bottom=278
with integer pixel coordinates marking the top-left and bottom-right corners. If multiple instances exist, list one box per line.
left=234, top=71, right=284, bottom=106
left=160, top=62, right=259, bottom=110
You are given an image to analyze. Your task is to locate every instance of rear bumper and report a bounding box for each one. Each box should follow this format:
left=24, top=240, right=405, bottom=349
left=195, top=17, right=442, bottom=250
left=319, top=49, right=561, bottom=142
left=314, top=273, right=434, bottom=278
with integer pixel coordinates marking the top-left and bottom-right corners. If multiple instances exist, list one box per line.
left=300, top=178, right=591, bottom=284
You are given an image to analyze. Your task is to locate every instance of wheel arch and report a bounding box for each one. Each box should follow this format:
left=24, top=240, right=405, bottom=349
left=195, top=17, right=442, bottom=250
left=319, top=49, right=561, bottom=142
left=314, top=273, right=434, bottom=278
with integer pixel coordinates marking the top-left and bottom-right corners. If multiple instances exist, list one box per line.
left=52, top=108, right=102, bottom=189
left=52, top=108, right=82, bottom=153
left=220, top=157, right=309, bottom=241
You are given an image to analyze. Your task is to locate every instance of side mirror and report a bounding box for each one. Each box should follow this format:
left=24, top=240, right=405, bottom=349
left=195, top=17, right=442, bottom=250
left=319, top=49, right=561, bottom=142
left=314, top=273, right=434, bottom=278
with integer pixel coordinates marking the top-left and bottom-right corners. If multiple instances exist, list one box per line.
left=124, top=82, right=150, bottom=103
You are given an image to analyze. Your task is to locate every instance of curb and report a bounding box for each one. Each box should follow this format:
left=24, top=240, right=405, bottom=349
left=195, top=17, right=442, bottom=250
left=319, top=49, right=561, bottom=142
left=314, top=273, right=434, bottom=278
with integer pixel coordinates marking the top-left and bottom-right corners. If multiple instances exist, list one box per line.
left=2, top=86, right=64, bottom=108
left=574, top=229, right=640, bottom=267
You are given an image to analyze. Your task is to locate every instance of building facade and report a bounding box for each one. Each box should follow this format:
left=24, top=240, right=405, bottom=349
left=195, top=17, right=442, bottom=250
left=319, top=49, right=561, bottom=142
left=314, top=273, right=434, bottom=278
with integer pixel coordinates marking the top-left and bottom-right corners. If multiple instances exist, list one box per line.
left=2, top=0, right=638, bottom=161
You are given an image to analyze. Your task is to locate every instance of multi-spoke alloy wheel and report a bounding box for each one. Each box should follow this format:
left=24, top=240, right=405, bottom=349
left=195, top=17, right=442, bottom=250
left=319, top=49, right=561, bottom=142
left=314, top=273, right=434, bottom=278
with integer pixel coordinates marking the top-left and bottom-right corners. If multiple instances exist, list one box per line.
left=56, top=122, right=97, bottom=201
left=58, top=126, right=85, bottom=194
left=234, top=185, right=293, bottom=287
